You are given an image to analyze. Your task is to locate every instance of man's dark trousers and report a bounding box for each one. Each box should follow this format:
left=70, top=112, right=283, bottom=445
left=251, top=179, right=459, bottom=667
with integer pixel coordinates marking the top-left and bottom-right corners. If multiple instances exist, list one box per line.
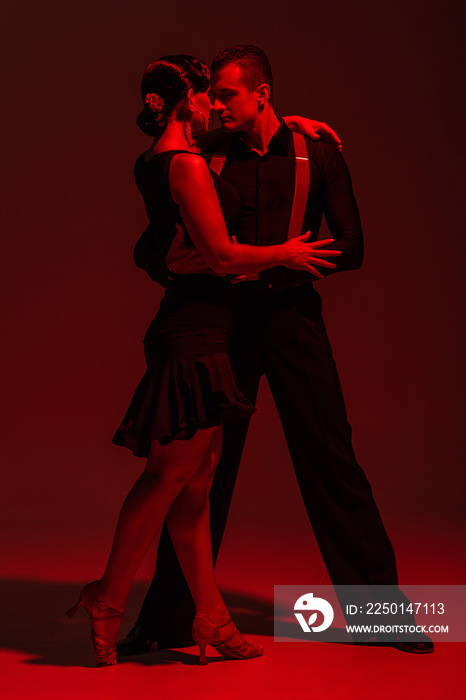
left=134, top=282, right=398, bottom=645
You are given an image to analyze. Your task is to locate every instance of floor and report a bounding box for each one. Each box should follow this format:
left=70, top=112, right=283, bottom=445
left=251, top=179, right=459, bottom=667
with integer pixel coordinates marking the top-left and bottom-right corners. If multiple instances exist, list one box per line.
left=1, top=522, right=464, bottom=700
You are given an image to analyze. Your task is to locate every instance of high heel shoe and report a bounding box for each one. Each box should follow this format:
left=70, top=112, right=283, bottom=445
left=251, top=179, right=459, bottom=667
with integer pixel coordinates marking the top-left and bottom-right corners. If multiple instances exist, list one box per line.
left=192, top=614, right=264, bottom=666
left=66, top=581, right=123, bottom=667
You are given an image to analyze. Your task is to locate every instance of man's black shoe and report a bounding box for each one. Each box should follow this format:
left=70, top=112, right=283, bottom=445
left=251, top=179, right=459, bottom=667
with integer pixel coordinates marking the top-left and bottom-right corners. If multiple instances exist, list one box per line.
left=390, top=639, right=434, bottom=654
left=158, top=636, right=194, bottom=649
left=116, top=625, right=195, bottom=656
left=116, top=625, right=156, bottom=656
left=377, top=632, right=434, bottom=654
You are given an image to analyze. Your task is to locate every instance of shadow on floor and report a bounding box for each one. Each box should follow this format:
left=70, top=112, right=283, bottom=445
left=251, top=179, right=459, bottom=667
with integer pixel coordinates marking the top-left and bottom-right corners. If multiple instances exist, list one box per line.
left=0, top=579, right=278, bottom=668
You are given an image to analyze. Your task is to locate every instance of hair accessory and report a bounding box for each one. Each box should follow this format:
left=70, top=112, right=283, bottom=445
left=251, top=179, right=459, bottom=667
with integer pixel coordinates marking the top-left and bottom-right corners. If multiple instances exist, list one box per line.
left=145, top=93, right=164, bottom=113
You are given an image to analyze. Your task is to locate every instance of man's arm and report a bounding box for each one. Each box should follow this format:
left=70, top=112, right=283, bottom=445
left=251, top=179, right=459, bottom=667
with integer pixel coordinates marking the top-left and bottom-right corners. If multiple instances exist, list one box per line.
left=315, top=144, right=364, bottom=278
left=133, top=226, right=173, bottom=286
left=193, top=118, right=342, bottom=154
left=284, top=116, right=342, bottom=150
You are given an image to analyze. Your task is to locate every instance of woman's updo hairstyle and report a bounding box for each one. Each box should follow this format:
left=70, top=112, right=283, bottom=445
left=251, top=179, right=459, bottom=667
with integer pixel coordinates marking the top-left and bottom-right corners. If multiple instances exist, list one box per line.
left=136, top=55, right=210, bottom=137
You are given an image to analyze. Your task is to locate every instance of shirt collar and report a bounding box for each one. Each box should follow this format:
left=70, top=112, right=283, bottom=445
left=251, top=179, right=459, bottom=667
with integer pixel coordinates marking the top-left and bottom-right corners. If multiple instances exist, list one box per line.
left=228, top=119, right=292, bottom=161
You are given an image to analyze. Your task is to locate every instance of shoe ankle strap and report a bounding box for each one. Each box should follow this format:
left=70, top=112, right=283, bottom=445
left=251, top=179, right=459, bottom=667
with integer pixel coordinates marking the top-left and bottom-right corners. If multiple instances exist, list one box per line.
left=94, top=600, right=124, bottom=617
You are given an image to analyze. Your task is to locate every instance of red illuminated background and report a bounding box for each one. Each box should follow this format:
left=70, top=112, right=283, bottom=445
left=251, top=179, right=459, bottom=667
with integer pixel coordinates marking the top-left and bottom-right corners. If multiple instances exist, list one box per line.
left=1, top=0, right=465, bottom=698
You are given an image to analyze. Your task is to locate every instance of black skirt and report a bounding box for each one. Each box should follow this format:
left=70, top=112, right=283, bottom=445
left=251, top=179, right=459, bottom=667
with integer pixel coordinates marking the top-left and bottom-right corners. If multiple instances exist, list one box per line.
left=112, top=278, right=254, bottom=457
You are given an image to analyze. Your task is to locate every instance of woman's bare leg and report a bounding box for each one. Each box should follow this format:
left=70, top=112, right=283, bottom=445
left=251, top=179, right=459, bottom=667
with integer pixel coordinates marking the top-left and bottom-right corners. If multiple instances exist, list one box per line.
left=166, top=426, right=230, bottom=623
left=98, top=427, right=217, bottom=613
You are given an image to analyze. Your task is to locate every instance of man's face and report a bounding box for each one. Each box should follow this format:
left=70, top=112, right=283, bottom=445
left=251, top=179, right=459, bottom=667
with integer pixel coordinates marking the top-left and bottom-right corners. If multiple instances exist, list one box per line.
left=209, top=63, right=260, bottom=132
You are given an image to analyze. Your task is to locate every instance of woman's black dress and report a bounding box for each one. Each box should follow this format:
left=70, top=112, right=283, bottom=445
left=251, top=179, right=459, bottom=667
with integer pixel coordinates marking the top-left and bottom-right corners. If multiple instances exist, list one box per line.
left=112, top=150, right=254, bottom=457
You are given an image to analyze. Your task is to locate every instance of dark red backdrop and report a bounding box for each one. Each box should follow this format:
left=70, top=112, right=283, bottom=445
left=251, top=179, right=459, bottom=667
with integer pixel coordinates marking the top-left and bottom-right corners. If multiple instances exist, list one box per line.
left=2, top=0, right=465, bottom=584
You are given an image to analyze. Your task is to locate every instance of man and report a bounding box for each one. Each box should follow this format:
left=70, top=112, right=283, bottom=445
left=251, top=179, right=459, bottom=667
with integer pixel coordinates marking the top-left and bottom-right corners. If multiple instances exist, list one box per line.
left=119, top=45, right=433, bottom=654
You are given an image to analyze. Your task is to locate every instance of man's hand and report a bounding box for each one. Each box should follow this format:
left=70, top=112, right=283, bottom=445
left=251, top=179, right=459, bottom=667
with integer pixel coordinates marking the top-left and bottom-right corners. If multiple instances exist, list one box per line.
left=284, top=116, right=342, bottom=151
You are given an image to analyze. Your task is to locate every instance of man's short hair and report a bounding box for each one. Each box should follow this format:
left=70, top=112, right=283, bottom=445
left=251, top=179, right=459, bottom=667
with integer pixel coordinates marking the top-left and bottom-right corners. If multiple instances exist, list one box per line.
left=211, top=45, right=274, bottom=100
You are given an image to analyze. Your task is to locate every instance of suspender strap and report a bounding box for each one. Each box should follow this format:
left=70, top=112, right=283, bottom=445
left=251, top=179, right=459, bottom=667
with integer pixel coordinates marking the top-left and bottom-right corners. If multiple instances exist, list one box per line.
left=209, top=152, right=227, bottom=175
left=287, top=132, right=310, bottom=240
left=209, top=139, right=231, bottom=175
left=209, top=132, right=309, bottom=241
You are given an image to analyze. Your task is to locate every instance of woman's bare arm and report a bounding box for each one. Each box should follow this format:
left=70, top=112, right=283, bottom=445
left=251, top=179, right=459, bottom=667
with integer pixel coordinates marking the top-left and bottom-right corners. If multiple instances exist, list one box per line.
left=169, top=153, right=339, bottom=277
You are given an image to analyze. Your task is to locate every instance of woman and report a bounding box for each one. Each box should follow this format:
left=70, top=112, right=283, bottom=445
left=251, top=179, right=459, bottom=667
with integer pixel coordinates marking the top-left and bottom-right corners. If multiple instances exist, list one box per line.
left=67, top=55, right=339, bottom=667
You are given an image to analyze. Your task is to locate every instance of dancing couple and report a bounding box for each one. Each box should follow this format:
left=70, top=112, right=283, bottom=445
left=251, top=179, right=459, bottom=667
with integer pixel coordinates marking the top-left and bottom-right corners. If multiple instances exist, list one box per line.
left=68, top=44, right=432, bottom=667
